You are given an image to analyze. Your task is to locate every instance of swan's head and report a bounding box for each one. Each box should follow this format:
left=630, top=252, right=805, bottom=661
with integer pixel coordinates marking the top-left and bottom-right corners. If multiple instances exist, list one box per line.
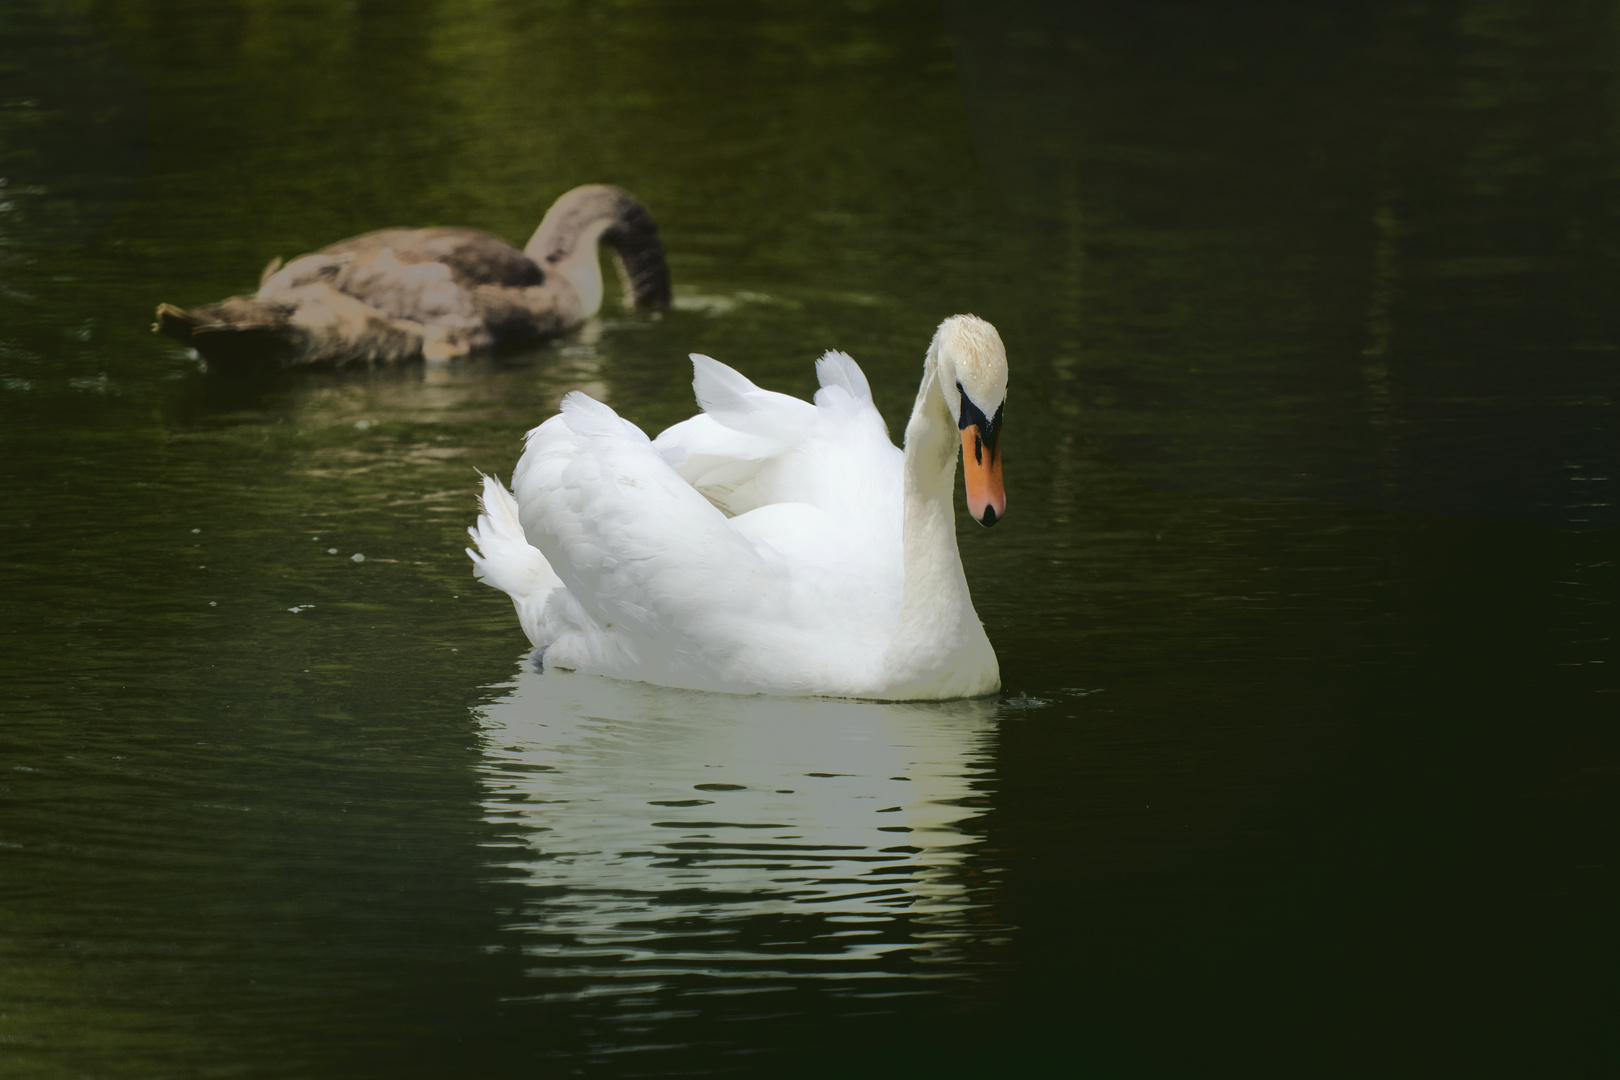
left=932, top=314, right=1009, bottom=527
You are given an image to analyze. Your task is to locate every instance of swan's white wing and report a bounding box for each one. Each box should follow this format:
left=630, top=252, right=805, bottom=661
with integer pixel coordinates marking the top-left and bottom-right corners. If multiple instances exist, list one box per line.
left=514, top=392, right=863, bottom=692
left=485, top=349, right=915, bottom=695
left=812, top=348, right=874, bottom=411
left=653, top=351, right=901, bottom=530
left=654, top=353, right=905, bottom=674
left=690, top=352, right=821, bottom=440
left=653, top=412, right=785, bottom=517
left=741, top=351, right=902, bottom=548
left=652, top=354, right=814, bottom=516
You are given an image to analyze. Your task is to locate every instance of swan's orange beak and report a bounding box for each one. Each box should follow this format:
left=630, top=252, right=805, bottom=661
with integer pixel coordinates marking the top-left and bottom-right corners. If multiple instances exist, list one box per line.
left=961, top=424, right=1005, bottom=527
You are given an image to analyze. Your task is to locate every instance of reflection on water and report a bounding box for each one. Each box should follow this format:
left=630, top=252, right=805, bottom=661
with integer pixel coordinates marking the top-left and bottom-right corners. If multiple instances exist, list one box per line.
left=477, top=669, right=1002, bottom=1002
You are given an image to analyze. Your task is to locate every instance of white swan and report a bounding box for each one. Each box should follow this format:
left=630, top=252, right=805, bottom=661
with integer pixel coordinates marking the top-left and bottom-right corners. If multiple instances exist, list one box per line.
left=466, top=314, right=1009, bottom=700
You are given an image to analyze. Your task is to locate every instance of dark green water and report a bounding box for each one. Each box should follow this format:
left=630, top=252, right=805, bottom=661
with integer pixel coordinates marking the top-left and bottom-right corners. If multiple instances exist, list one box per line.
left=2, top=1, right=1616, bottom=1076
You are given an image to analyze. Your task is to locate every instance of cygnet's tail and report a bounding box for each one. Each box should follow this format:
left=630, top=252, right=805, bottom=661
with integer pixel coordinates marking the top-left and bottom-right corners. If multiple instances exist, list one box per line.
left=155, top=296, right=308, bottom=366
left=466, top=474, right=562, bottom=644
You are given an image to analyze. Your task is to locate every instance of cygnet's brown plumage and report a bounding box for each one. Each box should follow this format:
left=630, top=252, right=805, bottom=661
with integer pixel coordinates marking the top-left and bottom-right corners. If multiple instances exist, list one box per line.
left=154, top=184, right=670, bottom=370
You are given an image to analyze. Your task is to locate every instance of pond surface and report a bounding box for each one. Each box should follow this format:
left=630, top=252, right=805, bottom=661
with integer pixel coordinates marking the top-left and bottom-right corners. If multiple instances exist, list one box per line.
left=2, top=0, right=1616, bottom=1076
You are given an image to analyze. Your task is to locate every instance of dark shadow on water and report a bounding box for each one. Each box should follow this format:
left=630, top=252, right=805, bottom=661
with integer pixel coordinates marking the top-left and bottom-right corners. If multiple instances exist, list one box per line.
left=948, top=0, right=1620, bottom=529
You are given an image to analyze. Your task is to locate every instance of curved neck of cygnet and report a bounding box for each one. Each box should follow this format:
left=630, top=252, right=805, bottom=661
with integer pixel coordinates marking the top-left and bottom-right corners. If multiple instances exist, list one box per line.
left=524, top=186, right=672, bottom=319
left=890, top=357, right=977, bottom=660
left=526, top=217, right=613, bottom=319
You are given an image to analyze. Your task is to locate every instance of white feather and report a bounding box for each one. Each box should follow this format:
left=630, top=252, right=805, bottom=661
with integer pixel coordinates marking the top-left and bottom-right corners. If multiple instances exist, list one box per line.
left=465, top=474, right=561, bottom=645
left=468, top=317, right=1007, bottom=699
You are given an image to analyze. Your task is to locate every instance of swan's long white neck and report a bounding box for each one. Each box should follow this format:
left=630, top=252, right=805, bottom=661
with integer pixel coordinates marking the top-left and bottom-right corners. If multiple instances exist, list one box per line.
left=881, top=345, right=998, bottom=698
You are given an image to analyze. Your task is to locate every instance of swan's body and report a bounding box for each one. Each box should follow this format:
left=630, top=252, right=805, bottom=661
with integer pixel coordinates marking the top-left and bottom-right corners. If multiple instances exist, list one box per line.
left=467, top=315, right=1009, bottom=701
left=155, top=184, right=669, bottom=371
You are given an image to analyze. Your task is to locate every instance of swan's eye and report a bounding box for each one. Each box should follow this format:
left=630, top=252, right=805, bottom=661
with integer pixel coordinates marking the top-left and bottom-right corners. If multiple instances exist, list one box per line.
left=955, top=381, right=996, bottom=437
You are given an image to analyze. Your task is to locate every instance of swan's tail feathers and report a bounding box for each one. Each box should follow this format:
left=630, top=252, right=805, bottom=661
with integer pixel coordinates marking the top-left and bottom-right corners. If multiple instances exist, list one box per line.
left=153, top=296, right=301, bottom=371
left=689, top=353, right=817, bottom=440
left=814, top=350, right=873, bottom=405
left=467, top=474, right=562, bottom=604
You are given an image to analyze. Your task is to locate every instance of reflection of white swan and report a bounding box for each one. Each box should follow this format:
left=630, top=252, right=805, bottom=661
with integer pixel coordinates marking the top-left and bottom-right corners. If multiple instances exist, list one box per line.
left=467, top=315, right=1010, bottom=700
left=477, top=669, right=1001, bottom=972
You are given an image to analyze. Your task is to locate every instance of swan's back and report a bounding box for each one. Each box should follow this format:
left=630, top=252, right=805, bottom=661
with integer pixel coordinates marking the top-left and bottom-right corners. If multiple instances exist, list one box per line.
left=655, top=350, right=901, bottom=538
left=318, top=228, right=544, bottom=289
left=509, top=394, right=884, bottom=694
left=479, top=353, right=905, bottom=696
